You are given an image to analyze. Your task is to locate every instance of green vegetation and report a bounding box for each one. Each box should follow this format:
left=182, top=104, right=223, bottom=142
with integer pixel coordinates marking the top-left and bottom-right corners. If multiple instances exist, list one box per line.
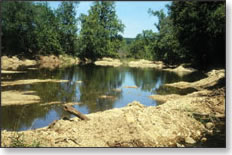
left=78, top=1, right=124, bottom=60
left=1, top=1, right=78, bottom=58
left=128, top=1, right=225, bottom=69
left=1, top=1, right=225, bottom=69
left=9, top=133, right=41, bottom=147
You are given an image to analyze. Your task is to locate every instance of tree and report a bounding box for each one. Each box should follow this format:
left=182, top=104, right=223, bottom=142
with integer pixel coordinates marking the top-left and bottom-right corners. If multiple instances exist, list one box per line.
left=1, top=1, right=36, bottom=57
left=56, top=1, right=79, bottom=56
left=148, top=9, right=183, bottom=64
left=33, top=2, right=63, bottom=56
left=170, top=1, right=225, bottom=69
left=79, top=1, right=124, bottom=60
left=129, top=30, right=155, bottom=60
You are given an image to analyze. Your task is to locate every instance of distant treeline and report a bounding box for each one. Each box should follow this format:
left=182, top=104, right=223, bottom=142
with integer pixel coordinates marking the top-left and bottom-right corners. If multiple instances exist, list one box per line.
left=1, top=1, right=225, bottom=69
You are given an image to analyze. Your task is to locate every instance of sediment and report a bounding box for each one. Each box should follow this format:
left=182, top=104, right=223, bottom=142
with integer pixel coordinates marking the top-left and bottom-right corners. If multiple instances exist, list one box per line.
left=1, top=69, right=225, bottom=147
left=128, top=59, right=165, bottom=69
left=94, top=57, right=122, bottom=67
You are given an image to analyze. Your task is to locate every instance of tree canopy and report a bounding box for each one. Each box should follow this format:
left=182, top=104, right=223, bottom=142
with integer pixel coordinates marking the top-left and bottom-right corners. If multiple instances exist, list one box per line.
left=78, top=1, right=124, bottom=60
left=1, top=1, right=225, bottom=69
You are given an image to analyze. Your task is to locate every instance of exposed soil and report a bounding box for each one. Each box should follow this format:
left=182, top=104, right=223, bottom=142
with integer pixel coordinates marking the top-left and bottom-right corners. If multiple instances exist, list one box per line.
left=1, top=70, right=27, bottom=74
left=38, top=55, right=80, bottom=70
left=1, top=79, right=69, bottom=87
left=1, top=70, right=225, bottom=147
left=1, top=55, right=80, bottom=71
left=128, top=59, right=165, bottom=69
left=1, top=56, right=225, bottom=148
left=1, top=56, right=37, bottom=70
left=94, top=57, right=122, bottom=67
left=165, top=69, right=225, bottom=90
left=163, top=65, right=196, bottom=73
left=2, top=90, right=41, bottom=106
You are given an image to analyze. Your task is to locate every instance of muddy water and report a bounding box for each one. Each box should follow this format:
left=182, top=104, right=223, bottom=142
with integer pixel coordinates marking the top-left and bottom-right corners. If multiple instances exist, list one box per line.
left=1, top=64, right=206, bottom=131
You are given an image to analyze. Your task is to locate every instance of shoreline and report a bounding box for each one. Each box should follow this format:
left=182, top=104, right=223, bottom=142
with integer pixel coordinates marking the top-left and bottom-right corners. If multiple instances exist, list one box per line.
left=1, top=69, right=225, bottom=147
left=1, top=55, right=198, bottom=74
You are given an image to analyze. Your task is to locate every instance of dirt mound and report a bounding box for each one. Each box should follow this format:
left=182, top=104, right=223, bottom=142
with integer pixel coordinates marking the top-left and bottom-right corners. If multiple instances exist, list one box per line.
left=2, top=86, right=225, bottom=147
left=1, top=69, right=225, bottom=147
left=1, top=56, right=37, bottom=70
left=94, top=57, right=122, bottom=67
left=128, top=59, right=165, bottom=69
left=163, top=65, right=197, bottom=76
left=149, top=94, right=182, bottom=103
left=38, top=55, right=80, bottom=70
left=165, top=69, right=225, bottom=90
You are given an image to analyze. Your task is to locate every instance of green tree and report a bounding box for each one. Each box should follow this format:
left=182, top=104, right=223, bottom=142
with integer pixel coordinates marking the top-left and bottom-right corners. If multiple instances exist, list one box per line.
left=56, top=2, right=79, bottom=56
left=148, top=9, right=182, bottom=64
left=79, top=1, right=124, bottom=60
left=170, top=1, right=225, bottom=69
left=129, top=30, right=154, bottom=60
left=33, top=2, right=63, bottom=56
left=1, top=1, right=36, bottom=57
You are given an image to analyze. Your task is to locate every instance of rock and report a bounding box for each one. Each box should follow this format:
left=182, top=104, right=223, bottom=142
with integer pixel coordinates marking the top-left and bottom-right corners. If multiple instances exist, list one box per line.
left=176, top=143, right=185, bottom=147
left=205, top=122, right=214, bottom=129
left=127, top=101, right=144, bottom=108
left=208, top=130, right=213, bottom=135
left=185, top=137, right=196, bottom=144
left=201, top=137, right=207, bottom=142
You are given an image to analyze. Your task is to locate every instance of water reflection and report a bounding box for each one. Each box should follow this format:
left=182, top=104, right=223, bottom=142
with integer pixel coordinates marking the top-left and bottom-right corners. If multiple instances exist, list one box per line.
left=1, top=65, right=205, bottom=131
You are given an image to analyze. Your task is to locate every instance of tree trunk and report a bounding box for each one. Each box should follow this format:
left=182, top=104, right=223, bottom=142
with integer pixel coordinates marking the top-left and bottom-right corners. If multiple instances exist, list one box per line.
left=63, top=105, right=90, bottom=121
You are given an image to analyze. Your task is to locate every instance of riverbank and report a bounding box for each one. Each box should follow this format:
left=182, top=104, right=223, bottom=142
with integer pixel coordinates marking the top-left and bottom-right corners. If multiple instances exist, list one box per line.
left=1, top=55, right=80, bottom=70
left=1, top=55, right=197, bottom=75
left=1, top=69, right=225, bottom=147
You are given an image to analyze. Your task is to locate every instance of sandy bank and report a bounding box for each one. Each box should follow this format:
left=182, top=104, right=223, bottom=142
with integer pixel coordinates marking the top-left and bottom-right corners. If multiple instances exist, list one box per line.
left=163, top=65, right=197, bottom=76
left=1, top=70, right=27, bottom=74
left=2, top=84, right=225, bottom=147
left=128, top=59, right=165, bottom=69
left=1, top=55, right=80, bottom=71
left=38, top=55, right=80, bottom=70
left=94, top=57, right=122, bottom=67
left=1, top=79, right=69, bottom=87
left=165, top=69, right=225, bottom=90
left=1, top=79, right=70, bottom=106
left=1, top=56, right=37, bottom=70
left=2, top=90, right=41, bottom=106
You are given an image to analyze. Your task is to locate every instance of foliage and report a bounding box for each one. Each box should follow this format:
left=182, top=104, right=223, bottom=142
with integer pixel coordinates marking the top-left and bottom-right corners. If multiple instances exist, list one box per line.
left=1, top=1, right=36, bottom=57
left=169, top=1, right=225, bottom=69
left=9, top=133, right=41, bottom=147
left=33, top=2, right=63, bottom=56
left=129, top=30, right=155, bottom=60
left=78, top=1, right=124, bottom=60
left=1, top=1, right=78, bottom=58
left=56, top=2, right=79, bottom=56
left=1, top=1, right=225, bottom=69
left=128, top=1, right=225, bottom=68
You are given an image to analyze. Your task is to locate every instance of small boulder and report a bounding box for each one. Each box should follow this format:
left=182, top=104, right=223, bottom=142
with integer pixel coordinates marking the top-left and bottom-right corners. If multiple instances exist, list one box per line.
left=206, top=122, right=214, bottom=130
left=185, top=137, right=196, bottom=144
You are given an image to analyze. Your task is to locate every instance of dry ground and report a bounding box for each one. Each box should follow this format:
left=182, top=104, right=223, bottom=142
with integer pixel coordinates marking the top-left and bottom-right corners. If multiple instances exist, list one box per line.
left=1, top=70, right=225, bottom=147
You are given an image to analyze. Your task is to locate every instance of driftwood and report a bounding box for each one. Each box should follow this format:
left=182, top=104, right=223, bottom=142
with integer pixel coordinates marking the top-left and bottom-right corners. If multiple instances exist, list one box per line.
left=63, top=105, right=90, bottom=121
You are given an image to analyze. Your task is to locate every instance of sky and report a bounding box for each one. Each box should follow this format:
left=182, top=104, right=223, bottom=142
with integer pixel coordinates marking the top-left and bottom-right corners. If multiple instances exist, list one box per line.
left=49, top=1, right=170, bottom=38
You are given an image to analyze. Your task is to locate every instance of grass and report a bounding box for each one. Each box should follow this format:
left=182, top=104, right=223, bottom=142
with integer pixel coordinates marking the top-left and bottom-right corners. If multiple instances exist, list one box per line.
left=9, top=133, right=41, bottom=147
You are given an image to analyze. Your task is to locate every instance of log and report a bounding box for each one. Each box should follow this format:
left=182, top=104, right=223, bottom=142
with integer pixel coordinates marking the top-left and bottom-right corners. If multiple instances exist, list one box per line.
left=63, top=105, right=90, bottom=121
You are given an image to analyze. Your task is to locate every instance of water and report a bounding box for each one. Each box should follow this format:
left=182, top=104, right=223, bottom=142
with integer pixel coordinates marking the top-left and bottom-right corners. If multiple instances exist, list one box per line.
left=1, top=64, right=206, bottom=131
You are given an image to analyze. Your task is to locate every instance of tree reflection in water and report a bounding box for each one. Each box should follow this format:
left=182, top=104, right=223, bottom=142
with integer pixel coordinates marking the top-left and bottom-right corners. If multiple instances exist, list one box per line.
left=1, top=65, right=204, bottom=131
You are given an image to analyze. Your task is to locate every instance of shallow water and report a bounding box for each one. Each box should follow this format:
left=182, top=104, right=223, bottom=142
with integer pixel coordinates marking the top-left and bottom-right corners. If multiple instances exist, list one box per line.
left=1, top=64, right=206, bottom=131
